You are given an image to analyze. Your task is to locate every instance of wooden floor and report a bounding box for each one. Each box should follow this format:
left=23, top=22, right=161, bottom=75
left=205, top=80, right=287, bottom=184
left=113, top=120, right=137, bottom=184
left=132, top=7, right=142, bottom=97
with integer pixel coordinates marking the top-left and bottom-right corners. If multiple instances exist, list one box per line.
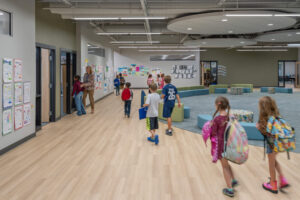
left=0, top=90, right=299, bottom=200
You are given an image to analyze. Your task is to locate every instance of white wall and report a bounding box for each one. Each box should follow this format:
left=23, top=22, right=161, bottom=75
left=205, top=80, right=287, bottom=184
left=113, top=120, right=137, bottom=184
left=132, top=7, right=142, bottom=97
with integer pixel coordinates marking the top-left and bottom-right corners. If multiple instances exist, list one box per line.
left=114, top=50, right=201, bottom=88
left=77, top=22, right=115, bottom=104
left=0, top=0, right=36, bottom=151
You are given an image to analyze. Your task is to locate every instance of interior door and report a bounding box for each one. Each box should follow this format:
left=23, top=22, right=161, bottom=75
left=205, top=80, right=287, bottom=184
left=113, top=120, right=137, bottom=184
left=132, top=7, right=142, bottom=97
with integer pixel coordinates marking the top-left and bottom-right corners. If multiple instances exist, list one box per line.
left=41, top=48, right=50, bottom=123
left=36, top=47, right=42, bottom=131
left=296, top=62, right=300, bottom=88
left=62, top=63, right=67, bottom=114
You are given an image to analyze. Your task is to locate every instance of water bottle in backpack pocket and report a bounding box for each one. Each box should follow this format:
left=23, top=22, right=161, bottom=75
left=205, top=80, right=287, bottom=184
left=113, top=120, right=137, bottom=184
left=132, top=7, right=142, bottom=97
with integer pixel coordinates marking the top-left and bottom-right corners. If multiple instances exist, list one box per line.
left=222, top=116, right=249, bottom=164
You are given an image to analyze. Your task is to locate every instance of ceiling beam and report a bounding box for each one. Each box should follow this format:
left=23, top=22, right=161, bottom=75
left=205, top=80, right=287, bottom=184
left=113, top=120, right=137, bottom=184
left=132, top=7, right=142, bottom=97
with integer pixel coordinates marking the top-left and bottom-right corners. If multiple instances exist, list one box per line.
left=180, top=35, right=189, bottom=44
left=140, top=0, right=152, bottom=42
left=89, top=22, right=117, bottom=42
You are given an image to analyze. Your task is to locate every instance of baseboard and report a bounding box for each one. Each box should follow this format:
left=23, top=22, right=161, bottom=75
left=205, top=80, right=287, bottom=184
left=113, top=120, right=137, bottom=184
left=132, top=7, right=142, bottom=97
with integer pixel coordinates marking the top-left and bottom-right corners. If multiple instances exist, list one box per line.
left=0, top=132, right=36, bottom=155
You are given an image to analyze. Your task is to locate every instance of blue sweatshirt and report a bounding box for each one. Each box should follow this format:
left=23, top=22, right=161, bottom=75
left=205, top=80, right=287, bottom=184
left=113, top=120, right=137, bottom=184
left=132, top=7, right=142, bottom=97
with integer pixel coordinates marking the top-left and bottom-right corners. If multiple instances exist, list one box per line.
left=114, top=78, right=120, bottom=87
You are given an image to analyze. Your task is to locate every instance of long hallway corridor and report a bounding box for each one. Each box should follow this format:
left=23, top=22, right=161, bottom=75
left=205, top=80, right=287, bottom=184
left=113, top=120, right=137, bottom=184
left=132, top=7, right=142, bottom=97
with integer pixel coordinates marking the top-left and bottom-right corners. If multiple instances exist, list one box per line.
left=0, top=91, right=299, bottom=200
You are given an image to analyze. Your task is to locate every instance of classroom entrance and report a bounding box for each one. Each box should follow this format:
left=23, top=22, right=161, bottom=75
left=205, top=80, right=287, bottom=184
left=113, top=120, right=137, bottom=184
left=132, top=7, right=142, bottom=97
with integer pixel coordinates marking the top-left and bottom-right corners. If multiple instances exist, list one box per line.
left=36, top=44, right=56, bottom=131
left=296, top=62, right=300, bottom=88
left=60, top=50, right=76, bottom=117
left=278, top=60, right=297, bottom=88
left=200, top=61, right=218, bottom=86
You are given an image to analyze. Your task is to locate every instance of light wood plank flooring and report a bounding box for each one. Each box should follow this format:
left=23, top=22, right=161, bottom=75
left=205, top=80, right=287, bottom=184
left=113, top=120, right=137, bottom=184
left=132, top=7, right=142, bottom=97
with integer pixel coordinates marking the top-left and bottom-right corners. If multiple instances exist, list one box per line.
left=0, top=90, right=299, bottom=200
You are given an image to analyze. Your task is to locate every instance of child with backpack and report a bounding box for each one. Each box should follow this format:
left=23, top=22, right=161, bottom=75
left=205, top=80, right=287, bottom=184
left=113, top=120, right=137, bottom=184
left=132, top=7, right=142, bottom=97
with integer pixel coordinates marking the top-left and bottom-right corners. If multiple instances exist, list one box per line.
left=210, top=96, right=238, bottom=197
left=256, top=96, right=294, bottom=194
left=121, top=82, right=133, bottom=118
left=143, top=83, right=161, bottom=145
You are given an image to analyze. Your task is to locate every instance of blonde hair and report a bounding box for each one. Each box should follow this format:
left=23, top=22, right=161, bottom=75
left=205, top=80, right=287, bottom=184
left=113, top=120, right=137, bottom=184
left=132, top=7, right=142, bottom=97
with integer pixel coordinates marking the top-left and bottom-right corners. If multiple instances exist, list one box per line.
left=86, top=66, right=93, bottom=74
left=258, top=96, right=280, bottom=133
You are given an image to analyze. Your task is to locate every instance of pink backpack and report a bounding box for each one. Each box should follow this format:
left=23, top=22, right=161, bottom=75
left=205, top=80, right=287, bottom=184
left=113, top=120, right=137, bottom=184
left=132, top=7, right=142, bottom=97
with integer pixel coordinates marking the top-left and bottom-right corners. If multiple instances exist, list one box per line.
left=202, top=121, right=218, bottom=163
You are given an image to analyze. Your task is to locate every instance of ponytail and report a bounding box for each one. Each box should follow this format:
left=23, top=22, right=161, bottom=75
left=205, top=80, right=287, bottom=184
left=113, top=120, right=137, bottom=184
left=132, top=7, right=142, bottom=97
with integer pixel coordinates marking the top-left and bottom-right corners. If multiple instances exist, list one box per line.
left=227, top=105, right=231, bottom=121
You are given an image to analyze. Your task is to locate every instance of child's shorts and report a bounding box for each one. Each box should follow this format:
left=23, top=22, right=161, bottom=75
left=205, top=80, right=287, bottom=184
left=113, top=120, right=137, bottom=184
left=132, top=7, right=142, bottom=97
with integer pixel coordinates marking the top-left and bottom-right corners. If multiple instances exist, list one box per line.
left=146, top=117, right=159, bottom=131
left=163, top=104, right=174, bottom=118
left=266, top=145, right=273, bottom=154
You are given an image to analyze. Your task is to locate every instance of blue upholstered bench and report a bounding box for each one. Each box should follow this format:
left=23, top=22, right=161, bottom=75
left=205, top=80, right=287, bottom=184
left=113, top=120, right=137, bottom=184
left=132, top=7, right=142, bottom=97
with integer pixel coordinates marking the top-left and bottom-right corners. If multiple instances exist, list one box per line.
left=240, top=122, right=264, bottom=140
left=197, top=114, right=264, bottom=141
left=243, top=88, right=251, bottom=93
left=197, top=115, right=212, bottom=129
left=275, top=87, right=293, bottom=94
left=184, top=107, right=191, bottom=119
left=261, top=87, right=269, bottom=93
left=178, top=89, right=209, bottom=98
left=214, top=88, right=228, bottom=94
left=141, top=90, right=146, bottom=107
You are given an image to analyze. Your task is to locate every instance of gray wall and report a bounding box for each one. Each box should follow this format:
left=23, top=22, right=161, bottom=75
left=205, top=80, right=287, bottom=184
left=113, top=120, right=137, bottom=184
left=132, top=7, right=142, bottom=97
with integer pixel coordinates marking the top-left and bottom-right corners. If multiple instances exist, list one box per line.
left=114, top=50, right=201, bottom=88
left=201, top=48, right=298, bottom=87
left=0, top=0, right=36, bottom=150
left=35, top=2, right=76, bottom=119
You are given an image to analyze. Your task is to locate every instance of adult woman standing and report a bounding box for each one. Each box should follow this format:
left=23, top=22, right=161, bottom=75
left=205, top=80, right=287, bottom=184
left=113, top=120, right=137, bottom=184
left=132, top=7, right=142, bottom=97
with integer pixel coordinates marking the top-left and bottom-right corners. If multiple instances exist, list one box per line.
left=82, top=66, right=95, bottom=114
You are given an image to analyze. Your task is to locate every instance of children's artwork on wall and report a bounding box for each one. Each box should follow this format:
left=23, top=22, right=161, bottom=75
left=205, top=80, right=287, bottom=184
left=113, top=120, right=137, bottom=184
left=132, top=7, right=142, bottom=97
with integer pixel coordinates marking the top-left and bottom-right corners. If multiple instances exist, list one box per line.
left=104, top=82, right=108, bottom=93
left=14, top=105, right=23, bottom=130
left=2, top=109, right=12, bottom=135
left=3, top=83, right=13, bottom=109
left=23, top=104, right=31, bottom=126
left=14, top=59, right=23, bottom=82
left=23, top=82, right=31, bottom=104
left=14, top=83, right=23, bottom=105
left=118, top=65, right=154, bottom=77
left=3, top=58, right=13, bottom=83
left=218, top=65, right=227, bottom=77
left=171, top=65, right=197, bottom=79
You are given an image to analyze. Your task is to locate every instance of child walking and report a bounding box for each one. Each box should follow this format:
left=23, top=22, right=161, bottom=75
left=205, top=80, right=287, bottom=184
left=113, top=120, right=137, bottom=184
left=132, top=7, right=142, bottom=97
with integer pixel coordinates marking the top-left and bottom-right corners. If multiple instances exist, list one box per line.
left=121, top=82, right=133, bottom=118
left=161, top=75, right=181, bottom=136
left=114, top=75, right=120, bottom=96
left=211, top=96, right=237, bottom=197
left=256, top=96, right=290, bottom=194
left=143, top=83, right=161, bottom=145
left=72, top=75, right=86, bottom=116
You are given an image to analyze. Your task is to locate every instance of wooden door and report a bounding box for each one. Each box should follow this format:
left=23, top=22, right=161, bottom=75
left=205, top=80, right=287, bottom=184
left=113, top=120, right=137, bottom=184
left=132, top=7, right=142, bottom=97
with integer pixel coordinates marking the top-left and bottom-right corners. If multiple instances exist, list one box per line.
left=296, top=62, right=300, bottom=88
left=41, top=48, right=50, bottom=123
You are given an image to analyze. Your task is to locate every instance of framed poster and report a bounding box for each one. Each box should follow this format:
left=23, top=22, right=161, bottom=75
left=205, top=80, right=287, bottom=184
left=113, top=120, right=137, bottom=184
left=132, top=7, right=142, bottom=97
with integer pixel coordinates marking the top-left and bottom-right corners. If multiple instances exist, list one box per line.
left=2, top=109, right=13, bottom=135
left=3, top=58, right=13, bottom=83
left=23, top=104, right=31, bottom=126
left=14, top=59, right=23, bottom=82
left=14, top=105, right=23, bottom=130
left=3, top=83, right=13, bottom=109
left=14, top=83, right=23, bottom=105
left=23, top=82, right=31, bottom=104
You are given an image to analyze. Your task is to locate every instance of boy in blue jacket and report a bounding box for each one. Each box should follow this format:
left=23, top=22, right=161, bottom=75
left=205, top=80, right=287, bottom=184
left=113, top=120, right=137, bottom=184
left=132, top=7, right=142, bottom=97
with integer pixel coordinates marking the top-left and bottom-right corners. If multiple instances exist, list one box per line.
left=114, top=75, right=120, bottom=96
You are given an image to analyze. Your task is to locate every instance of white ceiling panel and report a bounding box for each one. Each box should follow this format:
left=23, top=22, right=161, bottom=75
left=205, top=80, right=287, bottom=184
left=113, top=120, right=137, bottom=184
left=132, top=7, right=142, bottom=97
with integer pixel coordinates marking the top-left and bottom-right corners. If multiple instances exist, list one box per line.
left=184, top=38, right=257, bottom=48
left=255, top=29, right=300, bottom=42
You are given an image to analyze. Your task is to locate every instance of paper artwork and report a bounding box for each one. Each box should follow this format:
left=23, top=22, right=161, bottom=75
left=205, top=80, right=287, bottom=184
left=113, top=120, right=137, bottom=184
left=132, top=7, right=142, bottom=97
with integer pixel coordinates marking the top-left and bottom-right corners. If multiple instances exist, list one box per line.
left=3, top=83, right=13, bottom=109
left=14, top=83, right=23, bottom=105
left=14, top=106, right=23, bottom=130
left=2, top=109, right=13, bottom=135
left=14, top=59, right=23, bottom=82
left=23, top=104, right=31, bottom=126
left=23, top=82, right=31, bottom=104
left=3, top=58, right=13, bottom=83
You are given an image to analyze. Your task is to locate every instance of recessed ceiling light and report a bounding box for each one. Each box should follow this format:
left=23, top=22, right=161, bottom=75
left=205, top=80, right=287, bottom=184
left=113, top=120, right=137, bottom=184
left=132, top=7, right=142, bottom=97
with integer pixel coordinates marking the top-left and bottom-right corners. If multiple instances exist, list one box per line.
left=73, top=16, right=166, bottom=20
left=240, top=41, right=245, bottom=44
left=110, top=41, right=160, bottom=44
left=296, top=32, right=300, bottom=35
left=268, top=23, right=274, bottom=26
left=288, top=43, right=300, bottom=47
left=228, top=30, right=233, bottom=33
left=187, top=27, right=193, bottom=31
left=221, top=18, right=228, bottom=22
left=0, top=12, right=3, bottom=16
left=271, top=38, right=276, bottom=41
left=97, top=32, right=162, bottom=35
left=139, top=49, right=207, bottom=52
left=274, top=14, right=300, bottom=17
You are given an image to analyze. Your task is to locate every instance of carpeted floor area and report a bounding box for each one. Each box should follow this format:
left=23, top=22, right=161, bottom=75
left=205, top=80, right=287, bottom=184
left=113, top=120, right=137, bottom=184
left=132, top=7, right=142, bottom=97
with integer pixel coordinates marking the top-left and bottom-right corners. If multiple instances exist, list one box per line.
left=167, top=91, right=300, bottom=153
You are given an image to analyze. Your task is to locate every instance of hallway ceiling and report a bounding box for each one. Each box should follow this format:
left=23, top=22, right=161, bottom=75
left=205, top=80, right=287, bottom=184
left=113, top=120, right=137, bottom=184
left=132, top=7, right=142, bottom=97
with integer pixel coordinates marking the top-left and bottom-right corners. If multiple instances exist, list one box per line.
left=39, top=0, right=300, bottom=49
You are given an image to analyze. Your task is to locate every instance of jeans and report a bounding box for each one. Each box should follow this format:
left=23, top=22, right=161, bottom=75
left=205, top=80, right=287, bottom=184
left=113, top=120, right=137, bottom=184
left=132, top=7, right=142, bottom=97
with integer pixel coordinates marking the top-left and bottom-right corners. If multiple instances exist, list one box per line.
left=115, top=86, right=120, bottom=96
left=124, top=100, right=132, bottom=117
left=75, top=91, right=86, bottom=115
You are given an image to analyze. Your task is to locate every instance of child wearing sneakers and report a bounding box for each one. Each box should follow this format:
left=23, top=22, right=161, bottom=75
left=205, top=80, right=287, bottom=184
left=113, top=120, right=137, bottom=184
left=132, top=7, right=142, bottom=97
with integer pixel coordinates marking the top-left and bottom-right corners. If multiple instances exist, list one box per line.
left=143, top=83, right=161, bottom=145
left=210, top=96, right=237, bottom=197
left=161, top=75, right=181, bottom=136
left=121, top=82, right=133, bottom=118
left=256, top=96, right=290, bottom=194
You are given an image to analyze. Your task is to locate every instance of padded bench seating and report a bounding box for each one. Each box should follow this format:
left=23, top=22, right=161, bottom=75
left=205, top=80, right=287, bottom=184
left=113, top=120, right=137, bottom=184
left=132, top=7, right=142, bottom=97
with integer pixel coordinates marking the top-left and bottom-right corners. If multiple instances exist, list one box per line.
left=275, top=87, right=293, bottom=94
left=214, top=88, right=228, bottom=94
left=178, top=89, right=209, bottom=98
left=158, top=102, right=184, bottom=122
left=209, top=84, right=229, bottom=93
left=197, top=114, right=264, bottom=141
left=243, top=88, right=251, bottom=93
left=184, top=106, right=190, bottom=119
left=231, top=84, right=253, bottom=93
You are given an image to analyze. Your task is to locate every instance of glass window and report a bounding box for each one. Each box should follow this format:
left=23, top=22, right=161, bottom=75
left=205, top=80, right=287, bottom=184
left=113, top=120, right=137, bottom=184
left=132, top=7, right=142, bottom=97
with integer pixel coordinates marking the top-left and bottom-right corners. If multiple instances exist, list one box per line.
left=0, top=9, right=12, bottom=36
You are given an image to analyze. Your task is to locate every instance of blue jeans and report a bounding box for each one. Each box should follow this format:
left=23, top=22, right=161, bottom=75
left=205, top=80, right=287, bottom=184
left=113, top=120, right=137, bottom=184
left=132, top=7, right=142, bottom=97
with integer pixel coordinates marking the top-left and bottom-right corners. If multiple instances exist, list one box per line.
left=124, top=100, right=131, bottom=117
left=115, top=86, right=120, bottom=96
left=75, top=91, right=86, bottom=115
